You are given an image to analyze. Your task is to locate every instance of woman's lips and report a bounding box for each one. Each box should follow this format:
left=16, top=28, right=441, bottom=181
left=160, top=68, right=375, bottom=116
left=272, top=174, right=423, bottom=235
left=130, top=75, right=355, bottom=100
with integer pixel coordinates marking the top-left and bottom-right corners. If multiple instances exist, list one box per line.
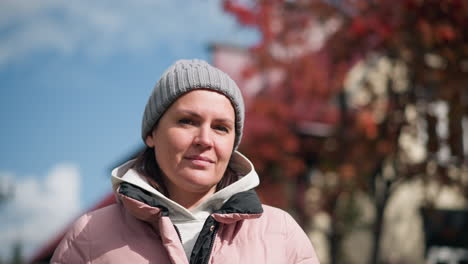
left=185, top=155, right=214, bottom=167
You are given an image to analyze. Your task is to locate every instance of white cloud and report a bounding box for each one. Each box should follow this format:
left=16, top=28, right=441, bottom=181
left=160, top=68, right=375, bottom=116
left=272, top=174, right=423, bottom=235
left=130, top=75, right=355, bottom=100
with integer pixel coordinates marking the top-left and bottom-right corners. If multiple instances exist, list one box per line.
left=0, top=0, right=257, bottom=66
left=0, top=163, right=81, bottom=261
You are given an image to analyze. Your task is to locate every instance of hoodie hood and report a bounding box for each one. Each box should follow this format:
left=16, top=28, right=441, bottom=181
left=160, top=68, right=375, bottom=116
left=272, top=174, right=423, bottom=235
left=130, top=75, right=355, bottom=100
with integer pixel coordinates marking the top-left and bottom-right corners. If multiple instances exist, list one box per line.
left=111, top=151, right=260, bottom=221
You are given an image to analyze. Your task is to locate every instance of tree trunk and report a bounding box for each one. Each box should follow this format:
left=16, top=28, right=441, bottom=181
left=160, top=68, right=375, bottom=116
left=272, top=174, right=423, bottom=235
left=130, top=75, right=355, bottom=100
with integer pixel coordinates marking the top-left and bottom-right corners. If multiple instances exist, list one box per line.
left=371, top=200, right=385, bottom=264
left=329, top=212, right=342, bottom=264
left=370, top=177, right=391, bottom=264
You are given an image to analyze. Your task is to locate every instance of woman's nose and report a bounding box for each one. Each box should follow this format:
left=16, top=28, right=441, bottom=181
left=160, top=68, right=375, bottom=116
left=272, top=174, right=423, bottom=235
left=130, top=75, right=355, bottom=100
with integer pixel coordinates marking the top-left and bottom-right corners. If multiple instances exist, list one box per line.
left=193, top=126, right=213, bottom=147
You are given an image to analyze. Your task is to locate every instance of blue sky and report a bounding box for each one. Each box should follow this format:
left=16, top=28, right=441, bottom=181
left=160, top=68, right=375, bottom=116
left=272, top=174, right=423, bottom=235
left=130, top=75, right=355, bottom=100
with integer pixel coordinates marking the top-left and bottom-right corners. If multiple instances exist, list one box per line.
left=0, top=0, right=257, bottom=259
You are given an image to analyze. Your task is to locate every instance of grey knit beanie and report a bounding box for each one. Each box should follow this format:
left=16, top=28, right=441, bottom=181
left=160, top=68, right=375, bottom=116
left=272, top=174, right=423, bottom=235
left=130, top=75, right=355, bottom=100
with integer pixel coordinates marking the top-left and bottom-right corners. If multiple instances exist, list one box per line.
left=142, top=59, right=245, bottom=149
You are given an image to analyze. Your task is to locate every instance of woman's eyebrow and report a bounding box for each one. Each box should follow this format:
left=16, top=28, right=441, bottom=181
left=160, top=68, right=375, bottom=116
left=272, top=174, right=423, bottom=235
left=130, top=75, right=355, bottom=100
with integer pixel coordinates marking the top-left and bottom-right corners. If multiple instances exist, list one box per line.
left=177, top=110, right=234, bottom=125
left=177, top=109, right=200, bottom=117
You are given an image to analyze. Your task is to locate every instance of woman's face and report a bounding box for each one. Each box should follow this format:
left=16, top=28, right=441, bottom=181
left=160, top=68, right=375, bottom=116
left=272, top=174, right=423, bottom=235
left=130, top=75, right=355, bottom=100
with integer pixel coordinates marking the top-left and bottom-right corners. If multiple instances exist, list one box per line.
left=145, top=89, right=236, bottom=197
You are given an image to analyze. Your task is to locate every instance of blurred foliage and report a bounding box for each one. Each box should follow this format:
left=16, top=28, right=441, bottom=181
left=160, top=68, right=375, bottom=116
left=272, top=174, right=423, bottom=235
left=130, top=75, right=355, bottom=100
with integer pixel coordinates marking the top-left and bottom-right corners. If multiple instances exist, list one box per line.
left=224, top=0, right=468, bottom=263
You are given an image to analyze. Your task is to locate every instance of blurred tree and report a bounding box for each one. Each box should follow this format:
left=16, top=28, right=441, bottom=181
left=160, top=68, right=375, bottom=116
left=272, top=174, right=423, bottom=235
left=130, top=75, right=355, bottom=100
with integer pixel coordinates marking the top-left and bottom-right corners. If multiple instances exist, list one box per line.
left=224, top=0, right=468, bottom=263
left=0, top=177, right=14, bottom=207
left=0, top=177, right=17, bottom=263
left=11, top=242, right=24, bottom=264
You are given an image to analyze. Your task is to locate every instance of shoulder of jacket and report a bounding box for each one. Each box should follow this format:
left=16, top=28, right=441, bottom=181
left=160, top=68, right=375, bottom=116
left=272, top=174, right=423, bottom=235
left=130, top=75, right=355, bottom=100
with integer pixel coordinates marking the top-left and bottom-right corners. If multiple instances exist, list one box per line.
left=51, top=204, right=126, bottom=262
left=66, top=204, right=122, bottom=238
left=260, top=204, right=290, bottom=218
left=86, top=203, right=122, bottom=218
left=261, top=205, right=319, bottom=263
left=260, top=205, right=305, bottom=234
left=257, top=205, right=290, bottom=229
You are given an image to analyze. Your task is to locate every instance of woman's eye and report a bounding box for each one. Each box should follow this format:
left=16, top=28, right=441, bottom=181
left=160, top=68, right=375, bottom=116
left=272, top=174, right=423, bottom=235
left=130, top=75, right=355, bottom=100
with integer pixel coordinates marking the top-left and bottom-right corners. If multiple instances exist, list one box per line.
left=178, top=118, right=193, bottom=125
left=214, top=125, right=229, bottom=133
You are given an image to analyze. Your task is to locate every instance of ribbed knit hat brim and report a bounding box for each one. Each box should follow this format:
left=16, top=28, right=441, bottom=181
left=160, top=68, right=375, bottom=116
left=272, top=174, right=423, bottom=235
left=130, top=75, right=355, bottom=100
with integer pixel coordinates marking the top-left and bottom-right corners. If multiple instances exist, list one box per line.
left=142, top=59, right=245, bottom=149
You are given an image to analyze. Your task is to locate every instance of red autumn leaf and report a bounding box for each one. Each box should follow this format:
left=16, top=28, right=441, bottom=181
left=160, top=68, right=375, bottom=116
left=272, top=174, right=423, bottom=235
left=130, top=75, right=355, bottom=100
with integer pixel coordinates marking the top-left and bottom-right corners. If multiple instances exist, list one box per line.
left=349, top=18, right=368, bottom=37
left=223, top=0, right=257, bottom=26
left=339, top=163, right=356, bottom=181
left=435, top=24, right=457, bottom=42
left=357, top=111, right=378, bottom=139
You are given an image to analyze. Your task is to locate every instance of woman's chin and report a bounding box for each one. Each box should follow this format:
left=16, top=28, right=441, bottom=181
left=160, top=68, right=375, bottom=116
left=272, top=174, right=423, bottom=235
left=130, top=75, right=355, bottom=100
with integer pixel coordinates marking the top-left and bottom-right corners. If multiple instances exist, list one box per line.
left=171, top=172, right=217, bottom=192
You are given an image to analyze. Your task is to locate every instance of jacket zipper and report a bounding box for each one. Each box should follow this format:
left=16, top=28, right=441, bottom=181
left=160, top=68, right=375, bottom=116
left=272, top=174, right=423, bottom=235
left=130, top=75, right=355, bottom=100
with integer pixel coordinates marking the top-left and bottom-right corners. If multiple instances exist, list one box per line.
left=204, top=223, right=219, bottom=264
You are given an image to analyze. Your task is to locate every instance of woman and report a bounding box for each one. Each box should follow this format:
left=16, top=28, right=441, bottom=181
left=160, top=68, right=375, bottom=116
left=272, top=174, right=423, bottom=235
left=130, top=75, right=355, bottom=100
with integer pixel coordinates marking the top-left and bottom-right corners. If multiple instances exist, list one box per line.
left=51, top=59, right=320, bottom=264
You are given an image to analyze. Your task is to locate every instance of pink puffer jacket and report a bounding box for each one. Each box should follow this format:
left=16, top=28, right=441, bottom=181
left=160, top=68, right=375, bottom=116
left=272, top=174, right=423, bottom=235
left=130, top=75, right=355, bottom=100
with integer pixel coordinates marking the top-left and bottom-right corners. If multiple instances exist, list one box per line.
left=51, top=181, right=320, bottom=264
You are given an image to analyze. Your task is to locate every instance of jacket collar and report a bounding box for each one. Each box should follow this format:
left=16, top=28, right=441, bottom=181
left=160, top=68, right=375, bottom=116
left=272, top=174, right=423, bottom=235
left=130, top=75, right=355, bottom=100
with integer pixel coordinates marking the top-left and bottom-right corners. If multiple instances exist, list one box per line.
left=112, top=151, right=263, bottom=223
left=118, top=182, right=263, bottom=224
